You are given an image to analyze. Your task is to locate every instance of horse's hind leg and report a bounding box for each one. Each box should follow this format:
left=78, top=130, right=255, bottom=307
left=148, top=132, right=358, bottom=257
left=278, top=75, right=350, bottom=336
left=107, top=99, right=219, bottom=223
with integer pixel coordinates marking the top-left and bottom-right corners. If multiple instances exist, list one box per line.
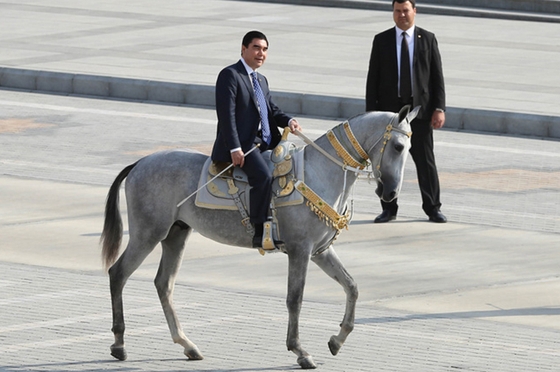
left=109, top=236, right=158, bottom=361
left=155, top=222, right=203, bottom=360
left=311, top=246, right=358, bottom=356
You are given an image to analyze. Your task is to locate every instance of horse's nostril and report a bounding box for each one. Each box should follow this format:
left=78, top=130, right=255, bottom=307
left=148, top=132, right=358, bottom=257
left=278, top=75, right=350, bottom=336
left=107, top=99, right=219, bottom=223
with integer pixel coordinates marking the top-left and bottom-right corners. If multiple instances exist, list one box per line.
left=389, top=191, right=396, bottom=200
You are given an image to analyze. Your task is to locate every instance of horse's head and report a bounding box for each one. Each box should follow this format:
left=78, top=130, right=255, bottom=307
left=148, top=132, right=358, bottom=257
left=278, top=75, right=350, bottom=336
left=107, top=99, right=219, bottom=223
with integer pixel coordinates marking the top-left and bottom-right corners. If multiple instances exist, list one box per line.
left=370, top=105, right=418, bottom=203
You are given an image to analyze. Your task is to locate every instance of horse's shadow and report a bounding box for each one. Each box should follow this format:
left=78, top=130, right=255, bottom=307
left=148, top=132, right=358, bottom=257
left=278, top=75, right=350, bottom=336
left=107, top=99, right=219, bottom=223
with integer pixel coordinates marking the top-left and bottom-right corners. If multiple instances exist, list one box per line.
left=357, top=306, right=560, bottom=324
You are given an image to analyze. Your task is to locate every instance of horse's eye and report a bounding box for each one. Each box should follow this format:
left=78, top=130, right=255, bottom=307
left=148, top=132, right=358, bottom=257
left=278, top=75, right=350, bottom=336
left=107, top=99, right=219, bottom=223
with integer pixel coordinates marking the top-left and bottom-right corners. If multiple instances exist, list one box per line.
left=394, top=143, right=404, bottom=152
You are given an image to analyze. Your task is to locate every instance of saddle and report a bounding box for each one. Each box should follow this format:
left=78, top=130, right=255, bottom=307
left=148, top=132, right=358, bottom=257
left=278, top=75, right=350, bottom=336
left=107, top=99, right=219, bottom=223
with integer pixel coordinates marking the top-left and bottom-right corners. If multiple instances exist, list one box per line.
left=195, top=135, right=304, bottom=251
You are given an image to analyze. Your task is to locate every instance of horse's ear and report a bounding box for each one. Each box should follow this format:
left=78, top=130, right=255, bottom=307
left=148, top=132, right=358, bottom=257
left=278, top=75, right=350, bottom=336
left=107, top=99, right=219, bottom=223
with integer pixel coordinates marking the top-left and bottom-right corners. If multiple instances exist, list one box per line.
left=398, top=105, right=411, bottom=123
left=406, top=106, right=421, bottom=123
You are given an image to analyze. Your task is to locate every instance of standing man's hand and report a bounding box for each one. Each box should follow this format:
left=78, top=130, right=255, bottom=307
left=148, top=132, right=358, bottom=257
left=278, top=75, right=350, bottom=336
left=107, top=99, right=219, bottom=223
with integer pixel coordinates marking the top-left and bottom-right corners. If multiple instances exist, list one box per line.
left=431, top=110, right=445, bottom=129
left=288, top=118, right=302, bottom=133
left=231, top=150, right=245, bottom=167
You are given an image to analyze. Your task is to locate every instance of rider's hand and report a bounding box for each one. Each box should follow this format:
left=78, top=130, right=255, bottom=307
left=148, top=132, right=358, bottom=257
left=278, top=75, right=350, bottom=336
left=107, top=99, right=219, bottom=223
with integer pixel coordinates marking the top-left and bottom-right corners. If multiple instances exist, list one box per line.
left=231, top=150, right=244, bottom=167
left=288, top=118, right=302, bottom=133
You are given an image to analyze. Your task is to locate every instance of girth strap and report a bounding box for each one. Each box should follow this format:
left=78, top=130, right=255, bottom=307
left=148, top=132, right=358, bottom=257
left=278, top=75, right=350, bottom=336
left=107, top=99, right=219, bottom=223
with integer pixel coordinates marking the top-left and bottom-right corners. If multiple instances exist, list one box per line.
left=227, top=179, right=254, bottom=235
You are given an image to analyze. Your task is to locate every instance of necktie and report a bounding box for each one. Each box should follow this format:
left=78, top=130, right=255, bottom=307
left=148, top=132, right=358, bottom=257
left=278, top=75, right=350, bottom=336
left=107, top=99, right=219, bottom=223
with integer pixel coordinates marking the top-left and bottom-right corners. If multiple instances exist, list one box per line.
left=251, top=72, right=271, bottom=144
left=400, top=31, right=412, bottom=101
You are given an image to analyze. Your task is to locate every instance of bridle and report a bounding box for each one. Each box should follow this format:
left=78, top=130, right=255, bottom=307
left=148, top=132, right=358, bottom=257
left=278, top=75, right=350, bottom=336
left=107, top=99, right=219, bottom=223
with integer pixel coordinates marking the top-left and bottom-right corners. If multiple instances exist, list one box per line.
left=291, top=113, right=412, bottom=236
left=369, top=115, right=412, bottom=181
left=294, top=113, right=412, bottom=180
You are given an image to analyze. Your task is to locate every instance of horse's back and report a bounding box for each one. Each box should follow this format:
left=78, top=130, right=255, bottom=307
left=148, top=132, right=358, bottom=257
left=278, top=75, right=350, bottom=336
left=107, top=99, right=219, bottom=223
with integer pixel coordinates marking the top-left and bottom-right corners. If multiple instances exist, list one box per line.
left=129, top=149, right=208, bottom=178
left=125, top=149, right=208, bottom=211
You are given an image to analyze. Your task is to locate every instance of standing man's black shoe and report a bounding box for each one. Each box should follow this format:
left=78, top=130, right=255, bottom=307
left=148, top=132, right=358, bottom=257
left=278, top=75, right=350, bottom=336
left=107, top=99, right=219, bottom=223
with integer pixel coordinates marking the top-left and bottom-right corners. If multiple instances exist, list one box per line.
left=374, top=210, right=397, bottom=223
left=429, top=210, right=447, bottom=223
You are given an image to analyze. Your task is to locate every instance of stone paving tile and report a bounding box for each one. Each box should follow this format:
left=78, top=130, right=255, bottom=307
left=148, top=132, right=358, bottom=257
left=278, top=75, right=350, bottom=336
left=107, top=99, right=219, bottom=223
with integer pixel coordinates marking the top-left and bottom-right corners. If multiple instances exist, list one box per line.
left=2, top=263, right=560, bottom=371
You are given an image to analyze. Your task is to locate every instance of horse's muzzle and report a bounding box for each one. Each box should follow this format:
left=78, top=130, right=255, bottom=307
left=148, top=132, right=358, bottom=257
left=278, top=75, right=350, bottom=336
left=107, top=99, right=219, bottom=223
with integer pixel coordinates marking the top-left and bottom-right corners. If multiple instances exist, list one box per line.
left=376, top=181, right=398, bottom=202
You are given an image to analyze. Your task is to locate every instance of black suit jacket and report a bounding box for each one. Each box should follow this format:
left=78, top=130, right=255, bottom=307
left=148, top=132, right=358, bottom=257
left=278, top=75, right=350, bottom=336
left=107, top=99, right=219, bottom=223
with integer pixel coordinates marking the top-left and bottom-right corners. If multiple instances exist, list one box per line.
left=211, top=60, right=292, bottom=163
left=365, top=26, right=445, bottom=121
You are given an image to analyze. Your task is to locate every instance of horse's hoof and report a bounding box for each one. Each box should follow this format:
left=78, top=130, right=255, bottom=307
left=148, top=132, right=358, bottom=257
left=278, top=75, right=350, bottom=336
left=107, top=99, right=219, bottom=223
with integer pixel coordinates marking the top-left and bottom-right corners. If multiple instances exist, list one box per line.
left=297, top=355, right=317, bottom=369
left=110, top=345, right=127, bottom=361
left=328, top=335, right=342, bottom=356
left=184, top=346, right=204, bottom=360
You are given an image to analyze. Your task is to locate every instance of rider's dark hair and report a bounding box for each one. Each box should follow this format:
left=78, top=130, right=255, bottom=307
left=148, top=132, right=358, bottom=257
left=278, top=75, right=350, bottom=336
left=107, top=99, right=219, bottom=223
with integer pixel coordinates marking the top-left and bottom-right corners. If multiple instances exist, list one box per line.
left=242, top=30, right=268, bottom=48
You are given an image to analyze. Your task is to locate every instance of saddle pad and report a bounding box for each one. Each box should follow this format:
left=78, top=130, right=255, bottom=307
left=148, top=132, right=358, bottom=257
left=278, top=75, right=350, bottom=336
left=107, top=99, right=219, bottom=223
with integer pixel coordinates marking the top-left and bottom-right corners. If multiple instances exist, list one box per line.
left=195, top=148, right=305, bottom=210
left=195, top=158, right=250, bottom=210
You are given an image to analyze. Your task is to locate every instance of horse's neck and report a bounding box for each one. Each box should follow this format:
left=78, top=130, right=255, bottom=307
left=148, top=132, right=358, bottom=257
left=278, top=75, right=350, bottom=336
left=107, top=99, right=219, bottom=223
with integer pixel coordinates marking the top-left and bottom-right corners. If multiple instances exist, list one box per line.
left=303, top=136, right=358, bottom=212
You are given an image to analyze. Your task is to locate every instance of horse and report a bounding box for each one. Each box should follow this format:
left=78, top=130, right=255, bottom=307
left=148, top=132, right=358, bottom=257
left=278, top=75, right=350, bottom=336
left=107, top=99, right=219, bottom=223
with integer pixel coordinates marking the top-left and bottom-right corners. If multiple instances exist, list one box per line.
left=100, top=105, right=417, bottom=369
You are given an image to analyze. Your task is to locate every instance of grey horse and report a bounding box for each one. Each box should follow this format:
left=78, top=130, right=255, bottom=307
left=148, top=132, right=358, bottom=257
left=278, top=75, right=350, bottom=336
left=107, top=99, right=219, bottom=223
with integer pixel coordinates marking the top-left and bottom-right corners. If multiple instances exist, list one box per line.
left=100, top=105, right=417, bottom=369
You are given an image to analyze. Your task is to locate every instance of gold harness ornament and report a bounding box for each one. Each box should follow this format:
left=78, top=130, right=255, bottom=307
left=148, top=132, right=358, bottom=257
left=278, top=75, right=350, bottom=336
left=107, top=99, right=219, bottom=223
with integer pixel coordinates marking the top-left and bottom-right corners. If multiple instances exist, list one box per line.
left=327, top=122, right=368, bottom=170
left=342, top=121, right=369, bottom=161
left=297, top=121, right=372, bottom=235
left=295, top=117, right=411, bottom=236
left=295, top=181, right=350, bottom=231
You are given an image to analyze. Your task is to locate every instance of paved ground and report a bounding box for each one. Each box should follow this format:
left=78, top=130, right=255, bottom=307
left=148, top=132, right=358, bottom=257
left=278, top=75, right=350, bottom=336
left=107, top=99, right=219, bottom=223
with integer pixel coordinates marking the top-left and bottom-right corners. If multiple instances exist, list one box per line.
left=1, top=90, right=559, bottom=371
left=1, top=1, right=560, bottom=370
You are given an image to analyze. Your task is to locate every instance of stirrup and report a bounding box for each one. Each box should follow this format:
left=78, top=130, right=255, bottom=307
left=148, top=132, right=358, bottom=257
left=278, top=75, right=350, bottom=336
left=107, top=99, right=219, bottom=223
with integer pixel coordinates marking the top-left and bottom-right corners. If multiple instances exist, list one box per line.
left=261, top=221, right=275, bottom=250
left=258, top=221, right=284, bottom=255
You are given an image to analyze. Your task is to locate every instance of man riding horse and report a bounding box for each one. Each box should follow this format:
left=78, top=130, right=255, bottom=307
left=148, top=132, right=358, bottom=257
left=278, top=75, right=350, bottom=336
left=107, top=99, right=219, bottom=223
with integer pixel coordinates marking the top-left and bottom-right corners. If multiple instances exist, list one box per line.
left=210, top=30, right=302, bottom=249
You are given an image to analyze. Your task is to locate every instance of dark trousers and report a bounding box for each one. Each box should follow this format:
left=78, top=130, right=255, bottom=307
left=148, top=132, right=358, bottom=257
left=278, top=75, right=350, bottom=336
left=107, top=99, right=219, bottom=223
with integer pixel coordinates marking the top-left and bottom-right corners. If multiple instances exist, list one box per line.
left=243, top=145, right=272, bottom=225
left=381, top=117, right=442, bottom=216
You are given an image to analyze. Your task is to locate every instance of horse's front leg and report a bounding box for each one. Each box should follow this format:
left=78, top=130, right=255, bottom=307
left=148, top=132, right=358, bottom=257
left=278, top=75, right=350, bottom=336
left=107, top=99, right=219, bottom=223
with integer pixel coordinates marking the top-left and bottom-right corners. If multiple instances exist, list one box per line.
left=286, top=249, right=316, bottom=369
left=311, top=245, right=358, bottom=356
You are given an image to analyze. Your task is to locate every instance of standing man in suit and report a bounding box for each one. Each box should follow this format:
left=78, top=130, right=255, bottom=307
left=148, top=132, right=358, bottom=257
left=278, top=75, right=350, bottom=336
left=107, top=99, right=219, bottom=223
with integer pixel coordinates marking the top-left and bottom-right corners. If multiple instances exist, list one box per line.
left=211, top=30, right=302, bottom=248
left=366, top=0, right=447, bottom=223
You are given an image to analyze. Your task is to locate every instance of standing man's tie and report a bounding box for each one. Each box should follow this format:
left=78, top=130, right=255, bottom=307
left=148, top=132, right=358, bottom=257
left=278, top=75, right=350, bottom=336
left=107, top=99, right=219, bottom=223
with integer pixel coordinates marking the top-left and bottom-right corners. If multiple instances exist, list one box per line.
left=400, top=32, right=412, bottom=102
left=251, top=72, right=271, bottom=144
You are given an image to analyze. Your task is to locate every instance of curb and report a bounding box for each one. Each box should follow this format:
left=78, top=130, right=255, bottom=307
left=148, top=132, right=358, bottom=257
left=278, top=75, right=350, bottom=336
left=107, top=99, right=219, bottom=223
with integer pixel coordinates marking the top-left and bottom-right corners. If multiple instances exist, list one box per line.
left=239, top=0, right=560, bottom=23
left=1, top=67, right=559, bottom=139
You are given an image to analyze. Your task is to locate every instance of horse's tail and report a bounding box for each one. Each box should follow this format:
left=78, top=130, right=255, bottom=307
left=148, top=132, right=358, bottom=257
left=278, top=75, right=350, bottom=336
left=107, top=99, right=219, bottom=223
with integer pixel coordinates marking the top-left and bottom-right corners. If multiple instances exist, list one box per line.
left=100, top=162, right=138, bottom=271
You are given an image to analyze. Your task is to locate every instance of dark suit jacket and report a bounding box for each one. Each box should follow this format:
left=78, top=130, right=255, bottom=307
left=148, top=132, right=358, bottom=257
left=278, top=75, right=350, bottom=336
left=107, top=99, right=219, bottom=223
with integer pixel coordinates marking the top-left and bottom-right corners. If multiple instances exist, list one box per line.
left=211, top=60, right=292, bottom=163
left=365, top=26, right=445, bottom=121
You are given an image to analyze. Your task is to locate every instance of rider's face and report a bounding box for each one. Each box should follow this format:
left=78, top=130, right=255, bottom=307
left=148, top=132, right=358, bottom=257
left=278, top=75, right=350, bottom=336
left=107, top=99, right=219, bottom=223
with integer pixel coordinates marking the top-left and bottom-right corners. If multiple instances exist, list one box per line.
left=241, top=38, right=268, bottom=70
